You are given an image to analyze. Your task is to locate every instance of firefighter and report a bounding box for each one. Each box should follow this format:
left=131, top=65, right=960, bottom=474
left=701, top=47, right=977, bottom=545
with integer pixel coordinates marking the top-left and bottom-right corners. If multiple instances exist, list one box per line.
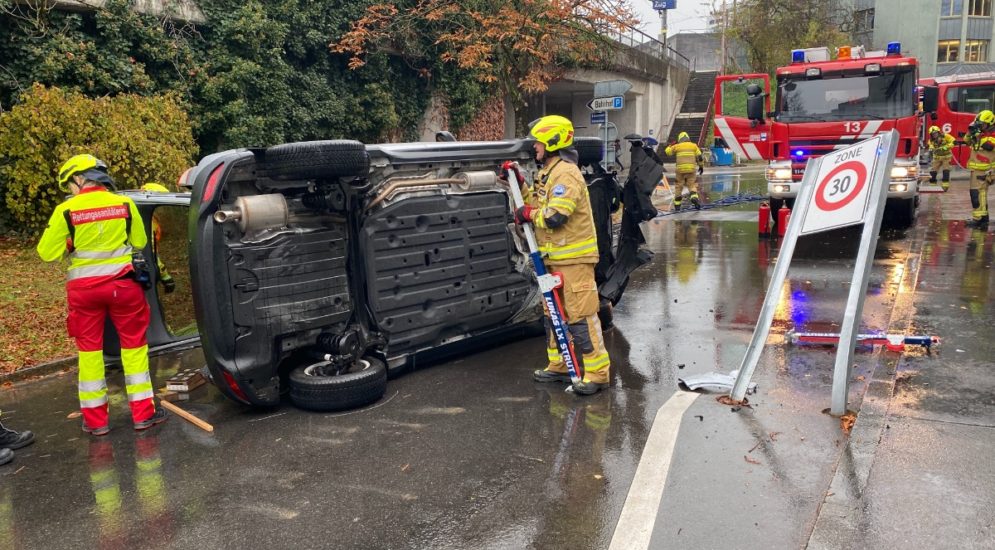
left=927, top=125, right=955, bottom=191
left=517, top=115, right=612, bottom=395
left=36, top=154, right=167, bottom=435
left=0, top=411, right=34, bottom=466
left=664, top=132, right=704, bottom=211
left=963, top=110, right=995, bottom=228
left=140, top=183, right=176, bottom=294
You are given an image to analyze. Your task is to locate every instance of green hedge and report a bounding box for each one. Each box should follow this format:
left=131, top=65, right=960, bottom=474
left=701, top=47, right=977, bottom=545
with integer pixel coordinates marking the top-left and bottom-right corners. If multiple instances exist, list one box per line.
left=0, top=84, right=197, bottom=233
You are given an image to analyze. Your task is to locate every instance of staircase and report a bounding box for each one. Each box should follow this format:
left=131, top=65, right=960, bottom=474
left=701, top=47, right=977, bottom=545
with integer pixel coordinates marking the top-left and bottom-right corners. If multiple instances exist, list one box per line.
left=663, top=70, right=719, bottom=160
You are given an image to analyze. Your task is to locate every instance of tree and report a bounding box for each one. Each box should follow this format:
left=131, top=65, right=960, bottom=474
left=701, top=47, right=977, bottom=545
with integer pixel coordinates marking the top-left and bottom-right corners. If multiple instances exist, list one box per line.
left=728, top=0, right=854, bottom=75
left=334, top=0, right=638, bottom=132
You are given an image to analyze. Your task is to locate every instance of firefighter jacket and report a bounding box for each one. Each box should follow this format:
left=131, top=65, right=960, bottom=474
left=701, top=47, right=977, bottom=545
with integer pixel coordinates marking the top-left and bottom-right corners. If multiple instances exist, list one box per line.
left=929, top=133, right=955, bottom=159
left=525, top=157, right=599, bottom=266
left=37, top=187, right=147, bottom=288
left=964, top=131, right=995, bottom=170
left=664, top=141, right=703, bottom=174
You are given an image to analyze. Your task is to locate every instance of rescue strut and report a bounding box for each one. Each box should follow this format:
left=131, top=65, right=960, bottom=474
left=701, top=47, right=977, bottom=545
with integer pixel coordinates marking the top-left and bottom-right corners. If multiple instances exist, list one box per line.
left=787, top=330, right=939, bottom=352
left=503, top=161, right=583, bottom=388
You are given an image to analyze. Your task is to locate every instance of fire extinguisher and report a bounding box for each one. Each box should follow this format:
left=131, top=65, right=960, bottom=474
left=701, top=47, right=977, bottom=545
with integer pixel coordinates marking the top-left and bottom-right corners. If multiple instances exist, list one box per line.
left=777, top=203, right=791, bottom=237
left=758, top=202, right=771, bottom=237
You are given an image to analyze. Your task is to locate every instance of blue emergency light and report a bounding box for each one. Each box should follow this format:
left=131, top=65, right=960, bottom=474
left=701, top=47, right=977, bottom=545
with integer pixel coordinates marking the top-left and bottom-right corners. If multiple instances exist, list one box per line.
left=794, top=149, right=805, bottom=157
left=792, top=49, right=805, bottom=63
left=887, top=42, right=901, bottom=56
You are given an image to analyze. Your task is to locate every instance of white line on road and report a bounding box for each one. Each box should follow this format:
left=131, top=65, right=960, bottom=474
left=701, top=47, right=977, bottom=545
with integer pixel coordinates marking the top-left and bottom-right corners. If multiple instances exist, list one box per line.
left=609, top=391, right=700, bottom=550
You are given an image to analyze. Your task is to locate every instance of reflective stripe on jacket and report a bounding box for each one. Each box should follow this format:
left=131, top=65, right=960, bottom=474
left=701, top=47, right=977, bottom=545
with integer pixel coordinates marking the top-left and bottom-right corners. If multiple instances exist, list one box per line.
left=526, top=157, right=599, bottom=266
left=37, top=188, right=147, bottom=284
left=664, top=141, right=702, bottom=174
left=966, top=133, right=995, bottom=170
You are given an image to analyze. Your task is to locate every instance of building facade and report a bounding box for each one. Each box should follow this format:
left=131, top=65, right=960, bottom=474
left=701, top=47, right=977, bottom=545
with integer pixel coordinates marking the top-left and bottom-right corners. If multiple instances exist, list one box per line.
left=852, top=0, right=995, bottom=77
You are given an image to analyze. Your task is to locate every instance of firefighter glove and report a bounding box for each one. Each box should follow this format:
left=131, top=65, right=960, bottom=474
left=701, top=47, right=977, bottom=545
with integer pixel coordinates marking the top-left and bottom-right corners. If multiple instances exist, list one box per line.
left=514, top=205, right=536, bottom=225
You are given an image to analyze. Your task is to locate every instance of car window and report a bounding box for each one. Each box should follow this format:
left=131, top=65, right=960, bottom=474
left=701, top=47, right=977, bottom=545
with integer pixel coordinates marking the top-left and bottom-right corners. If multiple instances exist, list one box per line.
left=151, top=205, right=197, bottom=336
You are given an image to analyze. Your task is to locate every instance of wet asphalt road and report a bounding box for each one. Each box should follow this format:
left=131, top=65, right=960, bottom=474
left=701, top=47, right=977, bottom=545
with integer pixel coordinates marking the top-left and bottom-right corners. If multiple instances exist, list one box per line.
left=1, top=168, right=993, bottom=549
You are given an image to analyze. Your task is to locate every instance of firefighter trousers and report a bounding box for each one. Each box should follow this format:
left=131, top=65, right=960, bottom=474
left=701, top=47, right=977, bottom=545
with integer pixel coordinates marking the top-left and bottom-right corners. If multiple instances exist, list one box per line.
left=67, top=276, right=154, bottom=428
left=969, top=170, right=990, bottom=222
left=541, top=263, right=611, bottom=384
left=673, top=172, right=699, bottom=207
left=931, top=157, right=952, bottom=189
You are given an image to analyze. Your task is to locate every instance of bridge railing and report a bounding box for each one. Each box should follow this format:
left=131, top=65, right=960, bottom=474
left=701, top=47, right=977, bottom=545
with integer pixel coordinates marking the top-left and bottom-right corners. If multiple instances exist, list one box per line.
left=602, top=24, right=691, bottom=69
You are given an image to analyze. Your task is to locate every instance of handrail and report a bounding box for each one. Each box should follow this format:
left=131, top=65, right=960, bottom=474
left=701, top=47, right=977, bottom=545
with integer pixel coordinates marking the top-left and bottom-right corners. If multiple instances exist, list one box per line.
left=697, top=88, right=716, bottom=150
left=604, top=23, right=692, bottom=69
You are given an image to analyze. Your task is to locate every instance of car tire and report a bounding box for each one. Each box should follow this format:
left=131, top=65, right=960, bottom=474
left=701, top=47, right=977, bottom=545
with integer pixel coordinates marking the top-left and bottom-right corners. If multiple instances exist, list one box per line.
left=288, top=355, right=387, bottom=412
left=265, top=140, right=369, bottom=180
left=574, top=138, right=605, bottom=168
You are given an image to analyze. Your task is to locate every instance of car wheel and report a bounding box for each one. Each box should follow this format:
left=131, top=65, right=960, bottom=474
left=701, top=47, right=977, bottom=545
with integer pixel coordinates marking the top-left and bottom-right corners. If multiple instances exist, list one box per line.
left=574, top=137, right=605, bottom=168
left=265, top=140, right=370, bottom=180
left=288, top=355, right=387, bottom=411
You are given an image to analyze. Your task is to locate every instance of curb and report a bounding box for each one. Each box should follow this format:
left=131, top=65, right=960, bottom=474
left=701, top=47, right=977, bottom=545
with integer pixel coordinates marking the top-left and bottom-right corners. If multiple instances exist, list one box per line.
left=1, top=356, right=76, bottom=385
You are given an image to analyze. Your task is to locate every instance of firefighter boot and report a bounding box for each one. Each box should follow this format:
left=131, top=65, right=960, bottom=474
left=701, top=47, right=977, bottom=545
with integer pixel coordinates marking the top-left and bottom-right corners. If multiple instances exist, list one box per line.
left=673, top=198, right=682, bottom=212
left=134, top=407, right=168, bottom=431
left=690, top=193, right=701, bottom=210
left=942, top=170, right=951, bottom=192
left=0, top=448, right=11, bottom=466
left=572, top=380, right=610, bottom=396
left=929, top=170, right=938, bottom=184
left=0, top=423, right=34, bottom=450
left=534, top=369, right=572, bottom=383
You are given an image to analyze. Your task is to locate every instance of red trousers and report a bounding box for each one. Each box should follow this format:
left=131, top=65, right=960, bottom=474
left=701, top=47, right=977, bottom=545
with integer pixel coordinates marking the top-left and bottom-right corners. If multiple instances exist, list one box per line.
left=67, top=276, right=153, bottom=428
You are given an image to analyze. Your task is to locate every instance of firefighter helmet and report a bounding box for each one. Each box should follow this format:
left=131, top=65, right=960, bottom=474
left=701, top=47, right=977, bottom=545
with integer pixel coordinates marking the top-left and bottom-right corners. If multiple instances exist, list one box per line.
left=141, top=183, right=170, bottom=193
left=529, top=115, right=575, bottom=152
left=678, top=132, right=690, bottom=142
left=929, top=125, right=942, bottom=135
left=58, top=154, right=111, bottom=191
left=978, top=110, right=995, bottom=125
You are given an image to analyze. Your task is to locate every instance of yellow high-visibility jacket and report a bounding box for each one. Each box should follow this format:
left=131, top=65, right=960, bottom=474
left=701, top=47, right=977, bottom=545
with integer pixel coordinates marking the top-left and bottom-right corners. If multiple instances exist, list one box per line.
left=37, top=187, right=146, bottom=286
left=525, top=157, right=599, bottom=266
left=665, top=141, right=703, bottom=174
left=929, top=133, right=955, bottom=159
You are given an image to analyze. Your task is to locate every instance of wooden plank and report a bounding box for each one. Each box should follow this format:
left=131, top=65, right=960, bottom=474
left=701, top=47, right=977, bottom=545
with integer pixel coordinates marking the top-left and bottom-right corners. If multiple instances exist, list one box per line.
left=159, top=400, right=214, bottom=433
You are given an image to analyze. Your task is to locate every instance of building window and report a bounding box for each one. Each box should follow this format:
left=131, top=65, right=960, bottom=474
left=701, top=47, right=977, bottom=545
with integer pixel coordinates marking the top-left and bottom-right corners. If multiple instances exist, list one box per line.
left=938, top=40, right=961, bottom=62
left=965, top=39, right=990, bottom=61
left=854, top=9, right=875, bottom=33
left=942, top=0, right=964, bottom=16
left=969, top=0, right=992, bottom=16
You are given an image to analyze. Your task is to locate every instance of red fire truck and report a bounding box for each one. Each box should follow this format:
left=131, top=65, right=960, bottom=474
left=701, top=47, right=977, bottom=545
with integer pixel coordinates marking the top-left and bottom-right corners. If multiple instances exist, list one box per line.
left=714, top=42, right=922, bottom=227
left=919, top=71, right=995, bottom=167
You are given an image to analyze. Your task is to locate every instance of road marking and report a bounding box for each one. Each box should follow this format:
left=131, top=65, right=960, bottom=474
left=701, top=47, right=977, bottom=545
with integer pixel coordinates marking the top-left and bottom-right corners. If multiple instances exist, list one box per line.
left=608, top=390, right=700, bottom=550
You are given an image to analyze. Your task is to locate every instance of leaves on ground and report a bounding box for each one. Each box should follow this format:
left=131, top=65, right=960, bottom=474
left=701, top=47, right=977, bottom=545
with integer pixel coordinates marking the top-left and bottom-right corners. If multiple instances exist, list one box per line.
left=840, top=412, right=858, bottom=435
left=744, top=455, right=761, bottom=465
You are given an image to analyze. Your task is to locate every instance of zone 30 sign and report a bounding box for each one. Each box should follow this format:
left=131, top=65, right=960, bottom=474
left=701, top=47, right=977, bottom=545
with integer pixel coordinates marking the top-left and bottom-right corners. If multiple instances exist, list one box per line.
left=801, top=135, right=883, bottom=235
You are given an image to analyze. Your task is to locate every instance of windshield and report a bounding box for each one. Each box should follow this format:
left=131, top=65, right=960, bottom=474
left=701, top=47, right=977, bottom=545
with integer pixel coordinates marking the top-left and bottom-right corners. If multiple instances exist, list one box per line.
left=777, top=68, right=916, bottom=122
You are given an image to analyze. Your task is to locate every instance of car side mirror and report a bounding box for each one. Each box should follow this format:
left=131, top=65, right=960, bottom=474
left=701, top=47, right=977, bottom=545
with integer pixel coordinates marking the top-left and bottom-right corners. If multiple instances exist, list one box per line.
left=921, top=85, right=939, bottom=115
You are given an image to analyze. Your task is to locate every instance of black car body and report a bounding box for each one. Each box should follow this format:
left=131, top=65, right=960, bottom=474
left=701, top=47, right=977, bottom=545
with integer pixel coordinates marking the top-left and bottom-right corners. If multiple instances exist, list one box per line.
left=187, top=138, right=661, bottom=409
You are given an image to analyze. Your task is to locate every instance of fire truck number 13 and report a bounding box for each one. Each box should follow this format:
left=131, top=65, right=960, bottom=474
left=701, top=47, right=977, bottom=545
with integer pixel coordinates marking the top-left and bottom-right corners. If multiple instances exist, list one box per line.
left=844, top=121, right=862, bottom=133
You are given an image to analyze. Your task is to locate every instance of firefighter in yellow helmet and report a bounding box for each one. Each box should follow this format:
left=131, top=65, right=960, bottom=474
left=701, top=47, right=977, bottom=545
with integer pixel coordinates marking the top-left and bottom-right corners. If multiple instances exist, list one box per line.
left=140, top=183, right=176, bottom=294
left=37, top=154, right=167, bottom=435
left=664, top=132, right=704, bottom=211
left=927, top=125, right=955, bottom=191
left=964, top=109, right=995, bottom=228
left=518, top=115, right=612, bottom=395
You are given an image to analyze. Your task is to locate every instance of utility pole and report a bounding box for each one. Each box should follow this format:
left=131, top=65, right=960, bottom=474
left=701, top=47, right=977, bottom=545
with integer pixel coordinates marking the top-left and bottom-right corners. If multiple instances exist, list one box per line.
left=719, top=0, right=727, bottom=75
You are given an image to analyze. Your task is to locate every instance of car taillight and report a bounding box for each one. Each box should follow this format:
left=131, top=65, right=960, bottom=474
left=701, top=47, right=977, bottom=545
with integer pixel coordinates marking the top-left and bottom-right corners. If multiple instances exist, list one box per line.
left=201, top=163, right=225, bottom=204
left=220, top=369, right=250, bottom=403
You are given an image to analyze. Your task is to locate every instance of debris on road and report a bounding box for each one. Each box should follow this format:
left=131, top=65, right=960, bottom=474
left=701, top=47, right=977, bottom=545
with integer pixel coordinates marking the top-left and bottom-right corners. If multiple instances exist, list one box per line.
left=679, top=371, right=757, bottom=394
left=744, top=455, right=761, bottom=465
left=66, top=411, right=81, bottom=419
left=159, top=399, right=214, bottom=432
left=840, top=412, right=857, bottom=435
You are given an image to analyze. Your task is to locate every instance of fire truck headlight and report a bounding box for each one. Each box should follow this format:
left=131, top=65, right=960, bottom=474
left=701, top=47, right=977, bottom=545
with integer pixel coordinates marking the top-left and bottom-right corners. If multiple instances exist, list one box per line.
left=774, top=185, right=790, bottom=193
left=773, top=168, right=792, bottom=180
left=890, top=183, right=908, bottom=192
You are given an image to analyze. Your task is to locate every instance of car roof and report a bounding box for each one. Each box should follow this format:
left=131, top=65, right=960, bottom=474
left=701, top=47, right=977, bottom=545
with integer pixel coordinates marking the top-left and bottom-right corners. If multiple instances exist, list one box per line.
left=117, top=189, right=191, bottom=207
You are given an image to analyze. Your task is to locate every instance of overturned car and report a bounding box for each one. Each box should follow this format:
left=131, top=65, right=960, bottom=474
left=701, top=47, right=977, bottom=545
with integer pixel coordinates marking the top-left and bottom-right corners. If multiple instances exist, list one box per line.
left=188, top=137, right=661, bottom=410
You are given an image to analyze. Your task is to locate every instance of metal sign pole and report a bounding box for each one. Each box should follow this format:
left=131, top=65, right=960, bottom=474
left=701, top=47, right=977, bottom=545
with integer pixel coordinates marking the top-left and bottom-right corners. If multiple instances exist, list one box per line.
left=830, top=129, right=898, bottom=415
left=729, top=157, right=822, bottom=401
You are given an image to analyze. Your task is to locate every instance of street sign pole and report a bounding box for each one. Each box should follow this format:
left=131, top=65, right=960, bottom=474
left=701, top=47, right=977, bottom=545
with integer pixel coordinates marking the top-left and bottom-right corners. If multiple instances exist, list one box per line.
left=729, top=157, right=820, bottom=401
left=830, top=130, right=898, bottom=415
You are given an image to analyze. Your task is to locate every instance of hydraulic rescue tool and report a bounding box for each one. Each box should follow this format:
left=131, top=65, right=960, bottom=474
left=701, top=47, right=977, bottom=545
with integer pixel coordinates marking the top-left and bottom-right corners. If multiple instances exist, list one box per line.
left=503, top=161, right=582, bottom=388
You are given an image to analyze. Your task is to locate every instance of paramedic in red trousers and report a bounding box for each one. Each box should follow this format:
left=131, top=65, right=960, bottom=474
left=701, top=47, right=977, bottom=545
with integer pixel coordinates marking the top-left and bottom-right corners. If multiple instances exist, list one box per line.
left=36, top=154, right=167, bottom=435
left=515, top=115, right=612, bottom=395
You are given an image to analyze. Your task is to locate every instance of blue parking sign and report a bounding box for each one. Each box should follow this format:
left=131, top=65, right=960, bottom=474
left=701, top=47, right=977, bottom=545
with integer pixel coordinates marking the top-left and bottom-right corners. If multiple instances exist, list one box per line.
left=613, top=97, right=623, bottom=109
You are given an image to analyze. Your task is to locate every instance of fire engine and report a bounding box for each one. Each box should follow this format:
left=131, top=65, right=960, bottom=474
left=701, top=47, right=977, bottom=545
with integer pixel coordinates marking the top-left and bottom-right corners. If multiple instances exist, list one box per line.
left=714, top=42, right=922, bottom=228
left=919, top=71, right=995, bottom=168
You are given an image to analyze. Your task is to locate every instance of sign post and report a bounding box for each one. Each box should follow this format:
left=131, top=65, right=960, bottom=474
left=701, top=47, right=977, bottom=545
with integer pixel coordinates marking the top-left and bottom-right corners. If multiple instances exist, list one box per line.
left=591, top=80, right=631, bottom=169
left=729, top=130, right=899, bottom=415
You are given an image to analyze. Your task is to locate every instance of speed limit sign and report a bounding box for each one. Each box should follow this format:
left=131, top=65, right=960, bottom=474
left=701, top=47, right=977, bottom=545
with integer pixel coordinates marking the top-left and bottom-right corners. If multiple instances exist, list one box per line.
left=801, top=135, right=883, bottom=234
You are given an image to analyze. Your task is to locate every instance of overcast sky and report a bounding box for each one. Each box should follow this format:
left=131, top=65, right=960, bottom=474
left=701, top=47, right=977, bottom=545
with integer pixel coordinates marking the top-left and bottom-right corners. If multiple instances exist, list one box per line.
left=631, top=0, right=713, bottom=39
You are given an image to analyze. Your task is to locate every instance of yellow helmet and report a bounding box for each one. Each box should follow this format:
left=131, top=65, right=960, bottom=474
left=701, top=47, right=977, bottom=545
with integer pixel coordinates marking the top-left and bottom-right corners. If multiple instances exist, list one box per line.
left=58, top=154, right=110, bottom=191
left=978, top=110, right=995, bottom=124
left=678, top=132, right=690, bottom=142
left=529, top=115, right=574, bottom=152
left=928, top=125, right=941, bottom=135
left=141, top=182, right=170, bottom=193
